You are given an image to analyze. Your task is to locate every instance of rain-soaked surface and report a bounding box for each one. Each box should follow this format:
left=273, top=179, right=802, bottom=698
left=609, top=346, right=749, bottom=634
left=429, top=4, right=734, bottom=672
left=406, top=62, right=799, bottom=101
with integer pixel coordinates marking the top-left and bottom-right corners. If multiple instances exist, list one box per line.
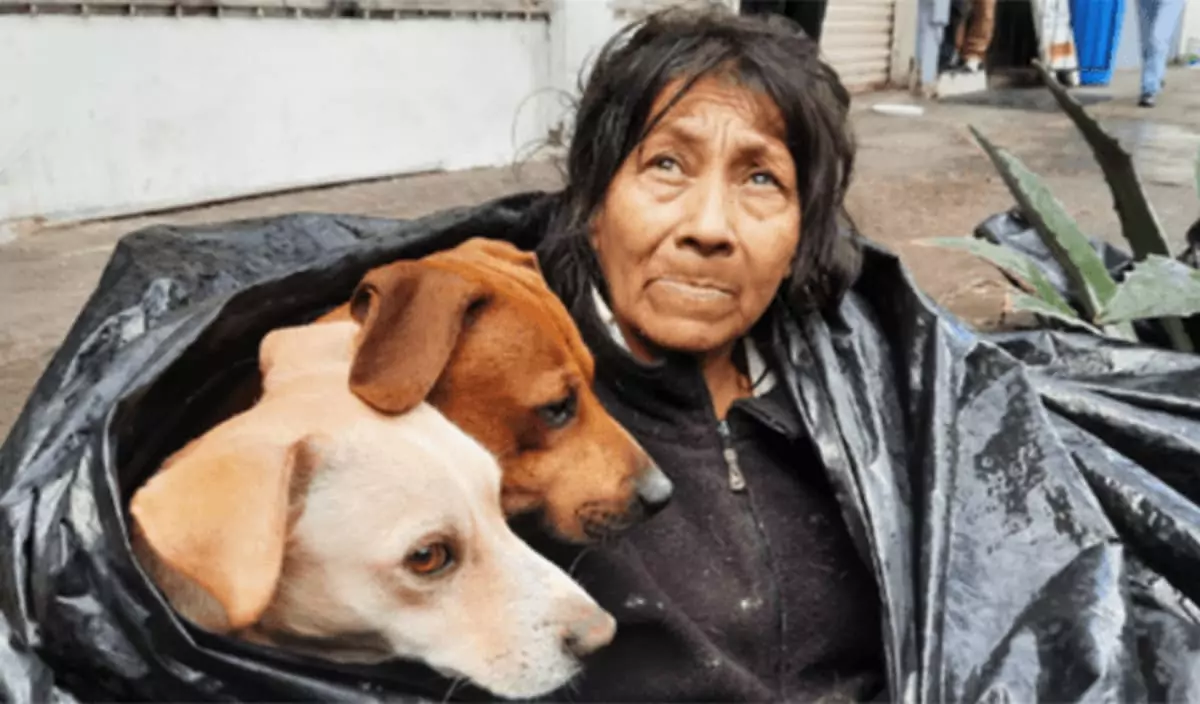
left=1106, top=119, right=1200, bottom=188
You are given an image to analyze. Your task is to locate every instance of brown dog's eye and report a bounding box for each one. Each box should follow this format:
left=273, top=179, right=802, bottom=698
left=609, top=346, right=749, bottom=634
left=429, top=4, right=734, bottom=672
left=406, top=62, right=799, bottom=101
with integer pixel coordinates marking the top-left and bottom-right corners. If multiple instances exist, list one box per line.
left=405, top=542, right=454, bottom=576
left=536, top=389, right=578, bottom=430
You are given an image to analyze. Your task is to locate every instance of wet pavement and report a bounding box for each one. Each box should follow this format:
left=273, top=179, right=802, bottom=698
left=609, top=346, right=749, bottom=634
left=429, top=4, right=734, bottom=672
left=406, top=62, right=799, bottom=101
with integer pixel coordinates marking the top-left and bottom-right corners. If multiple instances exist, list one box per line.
left=848, top=67, right=1199, bottom=330
left=2, top=66, right=1198, bottom=437
left=1105, top=119, right=1200, bottom=189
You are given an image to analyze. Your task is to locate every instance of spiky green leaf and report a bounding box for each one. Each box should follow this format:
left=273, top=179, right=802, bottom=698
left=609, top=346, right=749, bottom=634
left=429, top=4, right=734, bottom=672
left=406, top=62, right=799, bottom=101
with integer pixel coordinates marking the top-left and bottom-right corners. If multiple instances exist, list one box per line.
left=1009, top=292, right=1102, bottom=334
left=921, top=236, right=1078, bottom=316
left=1097, top=255, right=1200, bottom=324
left=969, top=126, right=1120, bottom=323
left=1032, top=60, right=1173, bottom=261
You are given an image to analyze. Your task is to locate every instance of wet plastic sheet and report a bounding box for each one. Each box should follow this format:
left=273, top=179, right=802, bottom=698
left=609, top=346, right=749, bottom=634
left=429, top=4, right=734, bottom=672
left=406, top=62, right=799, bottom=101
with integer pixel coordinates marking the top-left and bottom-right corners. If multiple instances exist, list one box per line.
left=1, top=193, right=1199, bottom=702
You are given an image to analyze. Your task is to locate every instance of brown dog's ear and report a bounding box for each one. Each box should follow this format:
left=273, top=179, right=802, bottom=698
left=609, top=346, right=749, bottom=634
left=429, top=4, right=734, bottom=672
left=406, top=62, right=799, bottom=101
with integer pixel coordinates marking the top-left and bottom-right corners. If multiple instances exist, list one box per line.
left=130, top=435, right=318, bottom=632
left=348, top=261, right=488, bottom=414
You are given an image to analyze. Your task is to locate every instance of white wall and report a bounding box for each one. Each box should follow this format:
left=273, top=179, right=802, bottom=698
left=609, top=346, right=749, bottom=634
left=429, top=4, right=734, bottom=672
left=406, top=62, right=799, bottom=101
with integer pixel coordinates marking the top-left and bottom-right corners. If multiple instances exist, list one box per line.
left=546, top=0, right=628, bottom=136
left=1113, top=0, right=1141, bottom=70
left=0, top=15, right=553, bottom=223
left=1, top=1, right=755, bottom=225
left=1181, top=0, right=1200, bottom=59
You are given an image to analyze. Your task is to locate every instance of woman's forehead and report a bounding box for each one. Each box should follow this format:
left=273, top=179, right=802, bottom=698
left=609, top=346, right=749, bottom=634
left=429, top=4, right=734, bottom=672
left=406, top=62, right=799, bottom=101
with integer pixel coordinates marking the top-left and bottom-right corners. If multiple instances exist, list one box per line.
left=646, top=75, right=786, bottom=141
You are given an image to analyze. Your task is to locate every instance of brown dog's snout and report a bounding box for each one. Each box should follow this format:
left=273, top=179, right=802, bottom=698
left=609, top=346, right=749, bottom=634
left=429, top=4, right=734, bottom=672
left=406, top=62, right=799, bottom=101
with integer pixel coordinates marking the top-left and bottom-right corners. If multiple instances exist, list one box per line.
left=634, top=464, right=673, bottom=517
left=562, top=609, right=617, bottom=659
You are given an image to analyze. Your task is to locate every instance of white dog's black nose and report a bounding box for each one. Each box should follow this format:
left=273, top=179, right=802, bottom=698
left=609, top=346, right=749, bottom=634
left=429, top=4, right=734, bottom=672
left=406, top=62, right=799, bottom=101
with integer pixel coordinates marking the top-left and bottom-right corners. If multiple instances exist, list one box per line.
left=563, top=610, right=617, bottom=658
left=635, top=465, right=673, bottom=515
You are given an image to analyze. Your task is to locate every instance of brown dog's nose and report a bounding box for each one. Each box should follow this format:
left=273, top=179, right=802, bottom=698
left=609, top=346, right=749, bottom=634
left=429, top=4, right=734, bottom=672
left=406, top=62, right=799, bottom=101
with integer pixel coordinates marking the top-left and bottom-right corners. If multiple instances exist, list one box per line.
left=635, top=464, right=673, bottom=516
left=563, top=610, right=617, bottom=658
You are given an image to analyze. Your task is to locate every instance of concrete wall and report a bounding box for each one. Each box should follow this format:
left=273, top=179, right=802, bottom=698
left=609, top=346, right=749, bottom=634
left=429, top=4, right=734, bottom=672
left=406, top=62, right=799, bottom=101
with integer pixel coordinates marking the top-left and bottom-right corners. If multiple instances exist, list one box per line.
left=1113, top=0, right=1141, bottom=70
left=0, top=0, right=771, bottom=226
left=0, top=14, right=555, bottom=224
left=1181, top=0, right=1200, bottom=58
left=546, top=0, right=628, bottom=135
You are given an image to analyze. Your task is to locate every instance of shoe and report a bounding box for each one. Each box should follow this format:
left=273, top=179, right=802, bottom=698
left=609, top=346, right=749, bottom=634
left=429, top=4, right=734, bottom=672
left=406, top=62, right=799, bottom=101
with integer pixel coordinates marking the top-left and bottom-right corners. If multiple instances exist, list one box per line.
left=1139, top=93, right=1156, bottom=107
left=954, top=57, right=985, bottom=74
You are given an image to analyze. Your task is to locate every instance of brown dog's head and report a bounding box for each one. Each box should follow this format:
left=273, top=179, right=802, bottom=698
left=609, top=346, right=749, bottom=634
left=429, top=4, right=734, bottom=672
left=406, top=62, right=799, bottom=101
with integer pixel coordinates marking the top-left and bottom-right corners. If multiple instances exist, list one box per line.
left=345, top=237, right=672, bottom=543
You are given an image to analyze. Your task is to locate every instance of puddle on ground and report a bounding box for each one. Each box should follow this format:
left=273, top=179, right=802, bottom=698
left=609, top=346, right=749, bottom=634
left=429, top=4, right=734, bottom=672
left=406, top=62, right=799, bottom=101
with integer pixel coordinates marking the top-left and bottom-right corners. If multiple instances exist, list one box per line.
left=939, top=87, right=1113, bottom=112
left=958, top=94, right=1200, bottom=191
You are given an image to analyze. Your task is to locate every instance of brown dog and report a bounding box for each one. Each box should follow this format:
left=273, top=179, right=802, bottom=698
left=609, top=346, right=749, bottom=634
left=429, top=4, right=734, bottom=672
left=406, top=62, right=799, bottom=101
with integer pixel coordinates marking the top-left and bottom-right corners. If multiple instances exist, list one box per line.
left=325, top=238, right=672, bottom=543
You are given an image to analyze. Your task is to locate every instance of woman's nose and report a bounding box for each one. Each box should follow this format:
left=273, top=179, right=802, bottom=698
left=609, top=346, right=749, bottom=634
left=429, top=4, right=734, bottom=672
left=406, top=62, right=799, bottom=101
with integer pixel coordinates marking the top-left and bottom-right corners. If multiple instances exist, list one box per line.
left=678, top=173, right=735, bottom=256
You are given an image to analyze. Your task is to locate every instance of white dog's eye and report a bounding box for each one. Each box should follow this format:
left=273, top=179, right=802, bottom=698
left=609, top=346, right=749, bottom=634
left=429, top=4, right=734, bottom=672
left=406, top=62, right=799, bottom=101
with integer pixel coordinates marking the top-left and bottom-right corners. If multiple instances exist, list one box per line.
left=404, top=542, right=454, bottom=576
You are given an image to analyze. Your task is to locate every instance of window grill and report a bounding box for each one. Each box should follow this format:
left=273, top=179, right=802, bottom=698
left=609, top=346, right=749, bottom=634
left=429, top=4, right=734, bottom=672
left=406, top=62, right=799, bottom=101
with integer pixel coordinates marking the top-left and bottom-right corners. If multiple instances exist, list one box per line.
left=0, top=0, right=550, bottom=20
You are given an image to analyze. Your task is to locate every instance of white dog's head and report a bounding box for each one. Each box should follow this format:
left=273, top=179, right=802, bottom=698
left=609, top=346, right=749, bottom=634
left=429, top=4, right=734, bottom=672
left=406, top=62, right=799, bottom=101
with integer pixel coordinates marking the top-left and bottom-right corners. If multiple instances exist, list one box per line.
left=130, top=321, right=615, bottom=699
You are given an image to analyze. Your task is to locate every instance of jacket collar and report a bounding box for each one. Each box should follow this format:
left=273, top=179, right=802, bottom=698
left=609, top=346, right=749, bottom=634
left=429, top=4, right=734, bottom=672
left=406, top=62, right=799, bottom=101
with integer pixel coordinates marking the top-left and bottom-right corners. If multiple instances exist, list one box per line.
left=589, top=286, right=779, bottom=399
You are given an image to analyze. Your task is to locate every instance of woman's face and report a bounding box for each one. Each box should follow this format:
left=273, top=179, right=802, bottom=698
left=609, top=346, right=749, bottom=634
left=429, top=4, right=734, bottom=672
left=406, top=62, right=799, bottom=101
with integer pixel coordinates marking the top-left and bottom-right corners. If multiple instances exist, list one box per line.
left=590, top=76, right=800, bottom=360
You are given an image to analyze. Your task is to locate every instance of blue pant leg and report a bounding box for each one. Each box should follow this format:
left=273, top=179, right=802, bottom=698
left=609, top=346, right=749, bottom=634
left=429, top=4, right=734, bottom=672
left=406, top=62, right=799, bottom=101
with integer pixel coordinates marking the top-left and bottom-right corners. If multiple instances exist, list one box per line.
left=1138, top=0, right=1186, bottom=95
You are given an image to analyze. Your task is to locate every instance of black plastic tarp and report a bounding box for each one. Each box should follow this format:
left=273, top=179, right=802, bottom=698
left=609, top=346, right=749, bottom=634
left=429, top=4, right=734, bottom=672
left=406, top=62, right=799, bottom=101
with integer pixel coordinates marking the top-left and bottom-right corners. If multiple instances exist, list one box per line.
left=1, top=193, right=1199, bottom=702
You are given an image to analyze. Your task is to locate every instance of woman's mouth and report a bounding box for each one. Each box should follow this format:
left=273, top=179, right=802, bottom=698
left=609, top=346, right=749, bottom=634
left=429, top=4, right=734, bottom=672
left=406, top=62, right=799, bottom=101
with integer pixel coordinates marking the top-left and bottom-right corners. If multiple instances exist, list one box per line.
left=651, top=278, right=735, bottom=300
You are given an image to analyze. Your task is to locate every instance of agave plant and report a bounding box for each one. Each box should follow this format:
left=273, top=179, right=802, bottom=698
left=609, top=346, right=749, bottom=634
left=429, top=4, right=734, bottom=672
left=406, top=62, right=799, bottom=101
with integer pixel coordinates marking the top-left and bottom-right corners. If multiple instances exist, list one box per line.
left=926, top=61, right=1200, bottom=353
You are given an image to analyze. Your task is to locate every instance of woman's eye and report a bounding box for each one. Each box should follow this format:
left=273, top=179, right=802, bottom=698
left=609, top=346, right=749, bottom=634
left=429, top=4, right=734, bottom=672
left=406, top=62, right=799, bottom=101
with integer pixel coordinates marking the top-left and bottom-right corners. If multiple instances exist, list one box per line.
left=536, top=389, right=578, bottom=429
left=651, top=155, right=680, bottom=172
left=404, top=542, right=454, bottom=576
left=748, top=171, right=780, bottom=188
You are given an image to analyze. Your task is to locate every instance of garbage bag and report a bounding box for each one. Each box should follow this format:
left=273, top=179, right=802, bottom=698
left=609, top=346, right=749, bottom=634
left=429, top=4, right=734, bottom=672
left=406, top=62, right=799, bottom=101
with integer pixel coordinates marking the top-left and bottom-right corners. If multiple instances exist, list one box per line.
left=0, top=194, right=552, bottom=703
left=973, top=208, right=1136, bottom=296
left=2, top=191, right=1199, bottom=702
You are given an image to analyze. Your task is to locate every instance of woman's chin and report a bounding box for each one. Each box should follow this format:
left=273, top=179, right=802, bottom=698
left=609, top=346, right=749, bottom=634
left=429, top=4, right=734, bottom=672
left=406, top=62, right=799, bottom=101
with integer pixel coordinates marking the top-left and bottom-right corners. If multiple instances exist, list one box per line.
left=636, top=318, right=745, bottom=358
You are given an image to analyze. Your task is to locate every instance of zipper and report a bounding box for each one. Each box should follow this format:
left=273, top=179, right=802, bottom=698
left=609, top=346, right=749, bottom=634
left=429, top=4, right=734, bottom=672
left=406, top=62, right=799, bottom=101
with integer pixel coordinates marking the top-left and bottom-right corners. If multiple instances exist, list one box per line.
left=717, top=412, right=785, bottom=693
left=716, top=419, right=747, bottom=492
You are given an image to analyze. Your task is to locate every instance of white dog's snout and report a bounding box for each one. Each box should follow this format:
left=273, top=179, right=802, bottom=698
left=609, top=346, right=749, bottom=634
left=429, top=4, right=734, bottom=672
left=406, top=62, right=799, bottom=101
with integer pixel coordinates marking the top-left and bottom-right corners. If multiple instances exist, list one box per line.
left=468, top=526, right=617, bottom=698
left=562, top=607, right=617, bottom=657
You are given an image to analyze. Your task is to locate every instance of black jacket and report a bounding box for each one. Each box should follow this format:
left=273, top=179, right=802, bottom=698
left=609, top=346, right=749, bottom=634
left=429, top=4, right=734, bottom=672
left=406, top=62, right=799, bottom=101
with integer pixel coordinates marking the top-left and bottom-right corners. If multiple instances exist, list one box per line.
left=519, top=289, right=885, bottom=701
left=1, top=192, right=1199, bottom=702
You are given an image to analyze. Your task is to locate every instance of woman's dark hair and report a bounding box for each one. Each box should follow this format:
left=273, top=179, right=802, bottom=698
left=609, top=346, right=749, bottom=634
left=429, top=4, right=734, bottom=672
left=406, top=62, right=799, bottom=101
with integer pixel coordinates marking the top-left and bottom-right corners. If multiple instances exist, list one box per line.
left=540, top=3, right=861, bottom=315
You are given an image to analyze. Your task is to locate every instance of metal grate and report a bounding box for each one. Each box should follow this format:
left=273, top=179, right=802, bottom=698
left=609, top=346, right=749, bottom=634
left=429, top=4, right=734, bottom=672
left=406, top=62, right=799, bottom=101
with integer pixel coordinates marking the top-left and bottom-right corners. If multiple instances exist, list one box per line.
left=820, top=0, right=895, bottom=91
left=0, top=0, right=550, bottom=19
left=609, top=0, right=736, bottom=21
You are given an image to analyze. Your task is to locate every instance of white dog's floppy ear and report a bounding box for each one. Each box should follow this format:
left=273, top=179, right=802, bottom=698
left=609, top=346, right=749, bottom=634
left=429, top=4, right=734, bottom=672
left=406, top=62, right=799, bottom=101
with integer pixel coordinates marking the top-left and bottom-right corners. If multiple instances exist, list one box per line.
left=130, top=434, right=318, bottom=632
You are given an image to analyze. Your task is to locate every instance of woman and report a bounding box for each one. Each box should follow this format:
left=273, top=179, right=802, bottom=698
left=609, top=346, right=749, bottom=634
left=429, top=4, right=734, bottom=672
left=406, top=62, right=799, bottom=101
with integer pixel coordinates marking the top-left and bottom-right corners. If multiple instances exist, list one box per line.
left=524, top=7, right=885, bottom=701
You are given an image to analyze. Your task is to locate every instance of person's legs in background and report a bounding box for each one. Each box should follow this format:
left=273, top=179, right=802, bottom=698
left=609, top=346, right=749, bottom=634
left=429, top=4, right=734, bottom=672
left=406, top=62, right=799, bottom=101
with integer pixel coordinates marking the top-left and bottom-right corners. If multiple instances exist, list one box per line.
left=1137, top=0, right=1186, bottom=106
left=953, top=0, right=997, bottom=72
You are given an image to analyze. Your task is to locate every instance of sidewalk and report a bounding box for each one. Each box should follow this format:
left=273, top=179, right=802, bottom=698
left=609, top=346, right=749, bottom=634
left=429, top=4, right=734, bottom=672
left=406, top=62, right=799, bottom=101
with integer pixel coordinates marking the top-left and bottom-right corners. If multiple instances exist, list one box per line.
left=2, top=67, right=1198, bottom=436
